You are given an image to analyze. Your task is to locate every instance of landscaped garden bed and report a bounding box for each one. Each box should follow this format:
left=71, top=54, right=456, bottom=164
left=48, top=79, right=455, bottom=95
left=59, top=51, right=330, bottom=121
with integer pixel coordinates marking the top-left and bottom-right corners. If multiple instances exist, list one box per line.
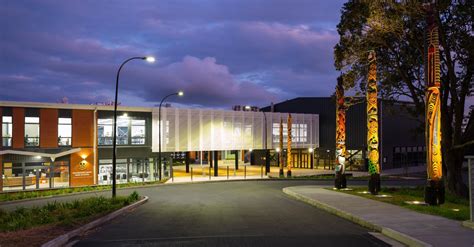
left=0, top=192, right=141, bottom=246
left=0, top=180, right=166, bottom=202
left=332, top=186, right=469, bottom=221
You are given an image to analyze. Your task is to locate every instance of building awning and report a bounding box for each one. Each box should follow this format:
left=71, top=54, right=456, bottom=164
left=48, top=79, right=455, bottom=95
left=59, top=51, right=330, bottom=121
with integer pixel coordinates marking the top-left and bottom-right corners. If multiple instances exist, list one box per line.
left=0, top=148, right=81, bottom=161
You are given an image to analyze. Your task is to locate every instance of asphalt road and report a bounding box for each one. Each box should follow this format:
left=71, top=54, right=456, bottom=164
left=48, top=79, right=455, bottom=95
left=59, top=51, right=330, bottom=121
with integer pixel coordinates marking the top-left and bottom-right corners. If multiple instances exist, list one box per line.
left=75, top=180, right=395, bottom=247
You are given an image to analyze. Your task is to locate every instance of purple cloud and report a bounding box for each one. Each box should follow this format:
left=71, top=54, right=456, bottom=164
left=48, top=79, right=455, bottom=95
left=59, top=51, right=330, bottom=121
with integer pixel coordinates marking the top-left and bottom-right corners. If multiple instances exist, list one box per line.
left=0, top=0, right=346, bottom=108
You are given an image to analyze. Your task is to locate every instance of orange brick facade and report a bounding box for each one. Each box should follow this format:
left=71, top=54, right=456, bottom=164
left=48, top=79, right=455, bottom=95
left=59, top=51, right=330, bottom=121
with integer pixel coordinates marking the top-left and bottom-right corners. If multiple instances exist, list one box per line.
left=40, top=108, right=58, bottom=148
left=1, top=106, right=97, bottom=190
left=72, top=110, right=94, bottom=148
left=70, top=148, right=95, bottom=187
left=12, top=107, right=25, bottom=149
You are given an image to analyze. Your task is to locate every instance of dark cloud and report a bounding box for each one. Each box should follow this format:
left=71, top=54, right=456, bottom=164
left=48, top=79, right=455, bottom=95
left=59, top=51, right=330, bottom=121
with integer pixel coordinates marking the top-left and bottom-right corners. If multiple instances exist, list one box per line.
left=0, top=0, right=346, bottom=108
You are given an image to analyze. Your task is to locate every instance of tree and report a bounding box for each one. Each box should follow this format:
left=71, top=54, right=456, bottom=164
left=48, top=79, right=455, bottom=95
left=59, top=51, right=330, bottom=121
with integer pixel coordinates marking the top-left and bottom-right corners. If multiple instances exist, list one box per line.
left=334, top=0, right=473, bottom=197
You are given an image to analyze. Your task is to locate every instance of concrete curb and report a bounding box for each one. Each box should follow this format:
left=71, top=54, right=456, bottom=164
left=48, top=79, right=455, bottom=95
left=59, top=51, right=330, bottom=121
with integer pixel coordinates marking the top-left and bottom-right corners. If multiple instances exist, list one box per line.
left=41, top=195, right=149, bottom=247
left=282, top=187, right=431, bottom=247
left=165, top=177, right=269, bottom=184
left=462, top=220, right=474, bottom=230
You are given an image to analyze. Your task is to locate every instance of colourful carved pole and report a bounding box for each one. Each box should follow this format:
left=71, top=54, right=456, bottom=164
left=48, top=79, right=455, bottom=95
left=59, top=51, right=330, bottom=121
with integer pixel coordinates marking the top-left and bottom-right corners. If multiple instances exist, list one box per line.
left=367, top=50, right=381, bottom=195
left=424, top=3, right=444, bottom=205
left=287, top=114, right=293, bottom=177
left=279, top=117, right=284, bottom=177
left=335, top=77, right=347, bottom=189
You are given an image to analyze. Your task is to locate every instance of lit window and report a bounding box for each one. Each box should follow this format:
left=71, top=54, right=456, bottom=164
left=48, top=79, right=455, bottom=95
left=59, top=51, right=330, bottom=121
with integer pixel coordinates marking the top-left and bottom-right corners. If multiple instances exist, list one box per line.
left=117, top=116, right=129, bottom=145
left=98, top=119, right=113, bottom=145
left=58, top=118, right=72, bottom=146
left=131, top=119, right=145, bottom=145
left=2, top=116, right=12, bottom=147
left=25, top=117, right=39, bottom=146
left=98, top=117, right=130, bottom=145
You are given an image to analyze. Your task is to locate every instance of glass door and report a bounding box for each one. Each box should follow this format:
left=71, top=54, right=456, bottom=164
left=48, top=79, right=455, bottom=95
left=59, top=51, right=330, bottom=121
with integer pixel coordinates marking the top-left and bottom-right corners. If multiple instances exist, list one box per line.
left=24, top=162, right=51, bottom=190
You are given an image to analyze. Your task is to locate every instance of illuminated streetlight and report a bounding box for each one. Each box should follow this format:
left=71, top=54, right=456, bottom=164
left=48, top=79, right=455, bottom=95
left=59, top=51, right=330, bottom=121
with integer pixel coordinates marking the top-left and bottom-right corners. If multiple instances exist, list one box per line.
left=145, top=56, right=156, bottom=63
left=112, top=56, right=155, bottom=198
left=158, top=91, right=184, bottom=181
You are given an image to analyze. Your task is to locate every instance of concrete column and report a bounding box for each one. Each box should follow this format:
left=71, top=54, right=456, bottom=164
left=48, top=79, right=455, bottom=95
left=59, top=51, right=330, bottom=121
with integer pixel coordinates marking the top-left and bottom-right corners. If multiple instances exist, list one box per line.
left=209, top=151, right=213, bottom=168
left=185, top=152, right=190, bottom=173
left=214, top=150, right=219, bottom=176
left=265, top=150, right=270, bottom=174
left=235, top=150, right=239, bottom=170
left=299, top=149, right=303, bottom=168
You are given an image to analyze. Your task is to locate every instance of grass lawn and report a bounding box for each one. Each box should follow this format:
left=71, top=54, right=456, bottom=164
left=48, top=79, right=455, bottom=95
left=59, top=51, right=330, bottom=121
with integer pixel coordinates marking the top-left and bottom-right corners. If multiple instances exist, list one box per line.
left=0, top=180, right=166, bottom=202
left=0, top=192, right=141, bottom=246
left=333, top=186, right=469, bottom=221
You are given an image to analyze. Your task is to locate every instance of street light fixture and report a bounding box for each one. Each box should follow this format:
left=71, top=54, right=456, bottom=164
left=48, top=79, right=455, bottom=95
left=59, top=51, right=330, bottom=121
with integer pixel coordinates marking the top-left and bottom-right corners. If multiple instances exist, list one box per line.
left=158, top=91, right=184, bottom=181
left=145, top=56, right=156, bottom=63
left=112, top=56, right=155, bottom=198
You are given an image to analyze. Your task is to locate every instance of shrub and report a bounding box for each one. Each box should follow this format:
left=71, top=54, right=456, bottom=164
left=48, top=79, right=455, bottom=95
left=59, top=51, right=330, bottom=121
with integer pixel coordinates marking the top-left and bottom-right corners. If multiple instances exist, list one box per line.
left=0, top=192, right=140, bottom=232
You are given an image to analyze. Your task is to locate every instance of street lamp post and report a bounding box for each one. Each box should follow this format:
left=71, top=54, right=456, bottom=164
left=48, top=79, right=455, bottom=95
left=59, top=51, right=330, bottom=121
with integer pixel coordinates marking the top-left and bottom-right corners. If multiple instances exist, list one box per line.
left=262, top=111, right=270, bottom=174
left=112, top=56, right=155, bottom=198
left=158, top=91, right=184, bottom=181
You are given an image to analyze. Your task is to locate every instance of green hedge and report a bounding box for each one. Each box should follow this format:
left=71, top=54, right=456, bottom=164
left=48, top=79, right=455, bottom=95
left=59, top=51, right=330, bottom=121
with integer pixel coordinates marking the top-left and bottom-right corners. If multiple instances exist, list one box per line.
left=0, top=180, right=165, bottom=202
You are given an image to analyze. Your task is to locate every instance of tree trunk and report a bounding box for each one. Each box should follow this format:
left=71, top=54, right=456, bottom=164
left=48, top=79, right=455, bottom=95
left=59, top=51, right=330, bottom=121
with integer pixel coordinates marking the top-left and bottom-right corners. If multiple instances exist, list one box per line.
left=444, top=147, right=468, bottom=198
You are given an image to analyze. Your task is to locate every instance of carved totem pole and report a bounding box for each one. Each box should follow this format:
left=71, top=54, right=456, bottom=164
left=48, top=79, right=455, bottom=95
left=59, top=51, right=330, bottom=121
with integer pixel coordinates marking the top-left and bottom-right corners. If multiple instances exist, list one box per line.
left=279, top=117, right=284, bottom=177
left=287, top=114, right=293, bottom=177
left=367, top=50, right=381, bottom=195
left=335, top=77, right=347, bottom=189
left=424, top=3, right=444, bottom=205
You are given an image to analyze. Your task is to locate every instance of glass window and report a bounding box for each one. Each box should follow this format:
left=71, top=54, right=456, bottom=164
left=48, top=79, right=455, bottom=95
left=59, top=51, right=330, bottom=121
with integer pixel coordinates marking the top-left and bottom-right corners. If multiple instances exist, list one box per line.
left=98, top=119, right=113, bottom=145
left=117, top=116, right=129, bottom=145
left=2, top=116, right=12, bottom=147
left=98, top=159, right=127, bottom=185
left=58, top=118, right=72, bottom=146
left=98, top=117, right=130, bottom=145
left=25, top=117, right=39, bottom=146
left=299, top=124, right=307, bottom=143
left=131, top=119, right=145, bottom=145
left=272, top=123, right=306, bottom=143
left=159, top=120, right=170, bottom=145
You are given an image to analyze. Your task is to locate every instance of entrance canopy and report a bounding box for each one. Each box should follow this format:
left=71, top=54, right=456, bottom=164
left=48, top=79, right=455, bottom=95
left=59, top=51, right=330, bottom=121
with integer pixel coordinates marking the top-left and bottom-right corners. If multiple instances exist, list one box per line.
left=152, top=107, right=319, bottom=152
left=0, top=148, right=81, bottom=161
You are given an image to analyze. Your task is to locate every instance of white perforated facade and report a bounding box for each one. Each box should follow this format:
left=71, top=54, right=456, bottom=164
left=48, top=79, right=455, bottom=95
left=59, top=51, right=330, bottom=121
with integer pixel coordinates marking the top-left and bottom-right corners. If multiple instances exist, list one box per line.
left=152, top=107, right=319, bottom=152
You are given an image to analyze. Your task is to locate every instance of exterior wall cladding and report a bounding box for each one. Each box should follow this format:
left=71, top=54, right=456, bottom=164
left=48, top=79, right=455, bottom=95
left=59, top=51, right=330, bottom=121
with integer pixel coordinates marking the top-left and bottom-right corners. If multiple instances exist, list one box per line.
left=261, top=97, right=425, bottom=170
left=0, top=100, right=320, bottom=191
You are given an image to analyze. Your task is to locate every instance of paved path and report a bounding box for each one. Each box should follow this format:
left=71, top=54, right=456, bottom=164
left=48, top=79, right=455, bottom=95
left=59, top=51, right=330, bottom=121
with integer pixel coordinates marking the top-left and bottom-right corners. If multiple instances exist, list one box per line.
left=284, top=186, right=474, bottom=247
left=74, top=181, right=390, bottom=246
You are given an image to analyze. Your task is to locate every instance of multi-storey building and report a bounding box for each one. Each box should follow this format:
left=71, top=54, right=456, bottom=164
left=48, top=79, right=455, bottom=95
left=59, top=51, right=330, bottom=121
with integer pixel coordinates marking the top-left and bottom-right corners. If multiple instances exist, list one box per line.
left=0, top=101, right=319, bottom=191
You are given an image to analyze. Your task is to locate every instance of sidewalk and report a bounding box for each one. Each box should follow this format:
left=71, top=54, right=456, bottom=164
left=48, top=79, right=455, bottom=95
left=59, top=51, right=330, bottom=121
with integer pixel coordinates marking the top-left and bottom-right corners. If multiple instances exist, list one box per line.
left=165, top=175, right=268, bottom=184
left=283, top=186, right=474, bottom=247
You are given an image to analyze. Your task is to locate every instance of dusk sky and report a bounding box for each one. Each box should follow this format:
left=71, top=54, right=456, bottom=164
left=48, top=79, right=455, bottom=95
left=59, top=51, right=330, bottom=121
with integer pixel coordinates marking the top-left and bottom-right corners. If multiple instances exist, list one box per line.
left=0, top=0, right=346, bottom=109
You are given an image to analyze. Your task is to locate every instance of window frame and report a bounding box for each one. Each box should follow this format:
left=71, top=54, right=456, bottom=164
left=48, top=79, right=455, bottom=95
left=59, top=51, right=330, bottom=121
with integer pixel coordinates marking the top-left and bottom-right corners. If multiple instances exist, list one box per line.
left=131, top=119, right=146, bottom=145
left=58, top=117, right=72, bottom=146
left=24, top=117, right=40, bottom=147
left=2, top=116, right=13, bottom=147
